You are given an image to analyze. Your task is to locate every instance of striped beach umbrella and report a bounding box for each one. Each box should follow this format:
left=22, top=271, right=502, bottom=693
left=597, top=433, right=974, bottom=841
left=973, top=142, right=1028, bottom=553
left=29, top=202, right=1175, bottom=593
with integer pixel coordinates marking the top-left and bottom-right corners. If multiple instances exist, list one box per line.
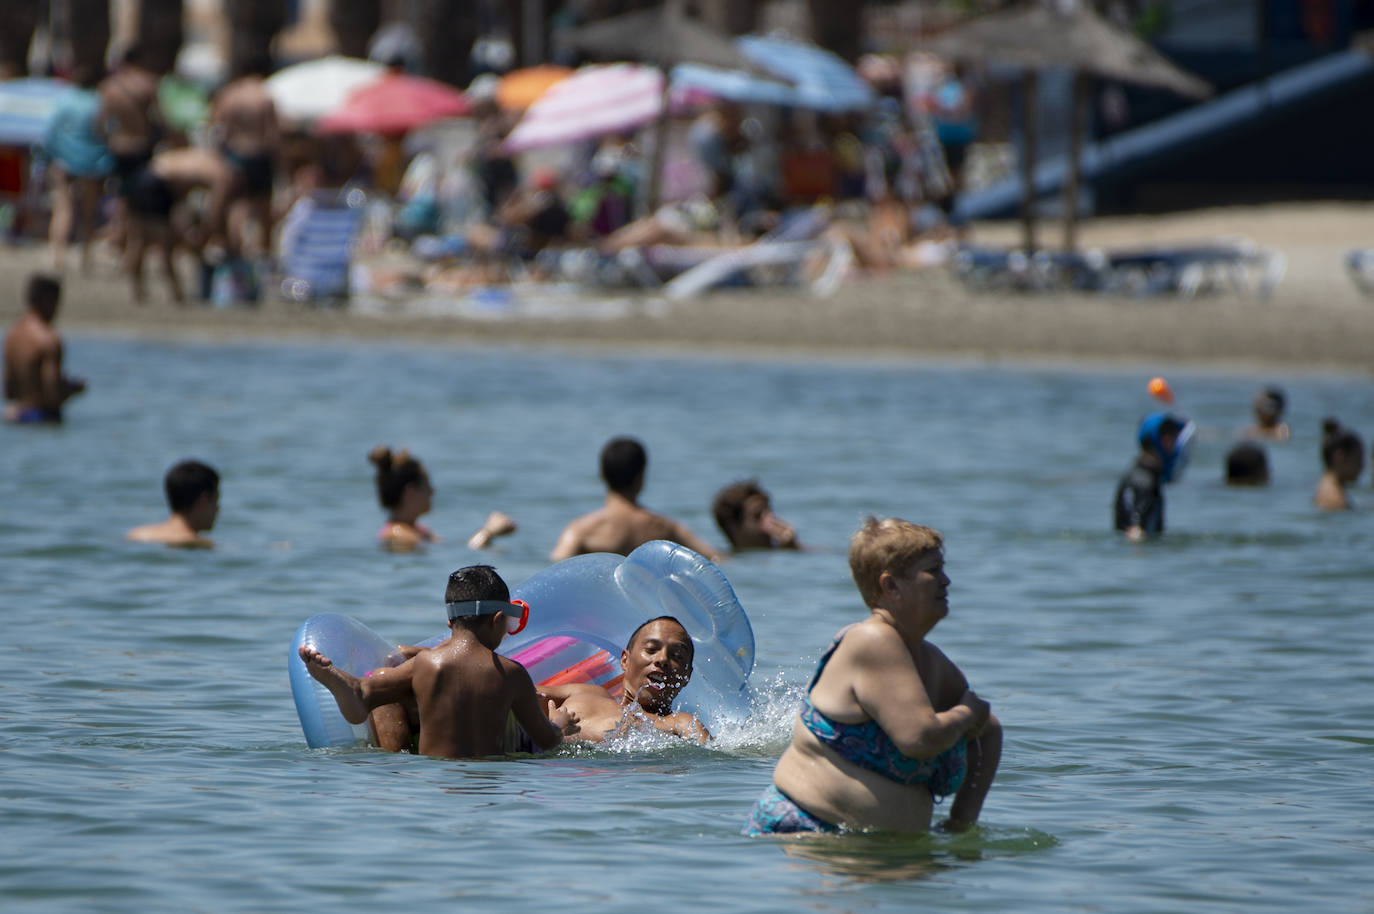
left=0, top=78, right=73, bottom=147
left=502, top=63, right=664, bottom=153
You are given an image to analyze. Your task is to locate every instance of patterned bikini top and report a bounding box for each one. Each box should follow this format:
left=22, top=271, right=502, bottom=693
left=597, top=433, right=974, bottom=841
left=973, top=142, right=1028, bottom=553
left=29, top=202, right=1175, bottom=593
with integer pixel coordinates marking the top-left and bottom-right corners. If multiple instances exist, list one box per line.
left=798, top=631, right=966, bottom=800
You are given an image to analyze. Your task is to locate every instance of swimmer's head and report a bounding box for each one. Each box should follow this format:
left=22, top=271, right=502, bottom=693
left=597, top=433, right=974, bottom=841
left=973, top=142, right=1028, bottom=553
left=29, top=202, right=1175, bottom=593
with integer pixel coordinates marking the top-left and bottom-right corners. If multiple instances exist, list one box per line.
left=26, top=273, right=61, bottom=318
left=621, top=616, right=694, bottom=712
left=1253, top=386, right=1286, bottom=426
left=1139, top=412, right=1195, bottom=483
left=443, top=565, right=518, bottom=638
left=848, top=517, right=943, bottom=608
left=600, top=436, right=647, bottom=496
left=1225, top=442, right=1270, bottom=486
left=712, top=478, right=773, bottom=549
left=164, top=459, right=220, bottom=530
left=368, top=446, right=432, bottom=509
left=1320, top=418, right=1365, bottom=481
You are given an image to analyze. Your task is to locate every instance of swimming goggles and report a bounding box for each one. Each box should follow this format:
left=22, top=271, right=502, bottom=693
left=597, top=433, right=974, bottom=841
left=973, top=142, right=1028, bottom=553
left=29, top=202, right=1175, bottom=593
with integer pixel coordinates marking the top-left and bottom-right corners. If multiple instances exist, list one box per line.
left=445, top=599, right=530, bottom=635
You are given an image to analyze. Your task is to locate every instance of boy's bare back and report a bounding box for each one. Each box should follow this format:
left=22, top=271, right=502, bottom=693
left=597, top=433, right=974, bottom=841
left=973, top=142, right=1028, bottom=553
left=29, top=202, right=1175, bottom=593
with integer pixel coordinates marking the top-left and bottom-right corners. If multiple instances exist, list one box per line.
left=406, top=638, right=539, bottom=758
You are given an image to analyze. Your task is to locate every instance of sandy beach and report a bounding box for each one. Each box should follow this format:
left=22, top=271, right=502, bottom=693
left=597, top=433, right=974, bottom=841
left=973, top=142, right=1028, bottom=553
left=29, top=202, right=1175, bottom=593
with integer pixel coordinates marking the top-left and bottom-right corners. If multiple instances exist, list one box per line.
left=4, top=200, right=1373, bottom=372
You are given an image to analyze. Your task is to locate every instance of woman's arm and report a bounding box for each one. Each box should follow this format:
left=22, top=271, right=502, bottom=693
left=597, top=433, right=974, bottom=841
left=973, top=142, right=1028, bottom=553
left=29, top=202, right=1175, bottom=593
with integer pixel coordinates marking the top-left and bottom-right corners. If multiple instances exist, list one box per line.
left=843, top=625, right=981, bottom=758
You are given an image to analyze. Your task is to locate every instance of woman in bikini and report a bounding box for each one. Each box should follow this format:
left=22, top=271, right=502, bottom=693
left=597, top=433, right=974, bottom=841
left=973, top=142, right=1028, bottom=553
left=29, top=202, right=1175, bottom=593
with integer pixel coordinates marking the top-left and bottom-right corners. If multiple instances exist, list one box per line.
left=744, top=517, right=1002, bottom=835
left=369, top=446, right=518, bottom=552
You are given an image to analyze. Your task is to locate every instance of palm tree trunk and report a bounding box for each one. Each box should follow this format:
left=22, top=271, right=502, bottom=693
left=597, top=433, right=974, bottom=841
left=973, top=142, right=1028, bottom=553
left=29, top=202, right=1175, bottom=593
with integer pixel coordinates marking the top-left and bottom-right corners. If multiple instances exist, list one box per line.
left=412, top=0, right=478, bottom=86
left=0, top=4, right=39, bottom=77
left=65, top=0, right=109, bottom=77
left=226, top=0, right=285, bottom=77
left=330, top=0, right=381, bottom=60
left=807, top=0, right=865, bottom=61
left=137, top=0, right=184, bottom=75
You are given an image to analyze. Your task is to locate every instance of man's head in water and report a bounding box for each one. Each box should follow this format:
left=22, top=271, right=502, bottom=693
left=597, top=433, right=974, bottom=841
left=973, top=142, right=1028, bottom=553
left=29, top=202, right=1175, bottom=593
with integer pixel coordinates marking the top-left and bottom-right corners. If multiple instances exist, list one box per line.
left=600, top=436, right=647, bottom=498
left=621, top=616, right=693, bottom=715
left=164, top=459, right=219, bottom=531
left=1225, top=442, right=1270, bottom=486
left=26, top=273, right=61, bottom=322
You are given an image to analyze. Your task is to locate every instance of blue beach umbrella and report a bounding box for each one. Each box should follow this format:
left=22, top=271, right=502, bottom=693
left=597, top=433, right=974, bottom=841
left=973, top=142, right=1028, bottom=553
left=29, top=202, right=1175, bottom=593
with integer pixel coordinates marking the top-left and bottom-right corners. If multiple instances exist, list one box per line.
left=0, top=78, right=74, bottom=147
left=671, top=62, right=799, bottom=107
left=736, top=35, right=875, bottom=112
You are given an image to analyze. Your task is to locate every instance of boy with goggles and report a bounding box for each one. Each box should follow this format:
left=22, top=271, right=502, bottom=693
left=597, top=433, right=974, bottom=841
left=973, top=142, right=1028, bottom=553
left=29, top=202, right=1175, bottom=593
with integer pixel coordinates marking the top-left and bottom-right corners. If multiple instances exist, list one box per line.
left=297, top=565, right=574, bottom=759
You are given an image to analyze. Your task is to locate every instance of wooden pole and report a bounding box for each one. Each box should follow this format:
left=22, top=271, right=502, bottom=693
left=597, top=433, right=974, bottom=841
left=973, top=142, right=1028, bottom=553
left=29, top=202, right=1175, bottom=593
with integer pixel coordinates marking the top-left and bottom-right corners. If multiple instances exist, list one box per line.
left=1062, top=71, right=1086, bottom=253
left=1020, top=70, right=1039, bottom=254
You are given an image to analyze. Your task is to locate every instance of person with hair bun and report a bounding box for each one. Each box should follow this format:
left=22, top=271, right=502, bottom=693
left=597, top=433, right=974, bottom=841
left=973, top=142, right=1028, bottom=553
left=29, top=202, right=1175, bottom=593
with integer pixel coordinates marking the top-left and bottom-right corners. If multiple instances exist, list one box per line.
left=1314, top=419, right=1365, bottom=511
left=369, top=446, right=516, bottom=551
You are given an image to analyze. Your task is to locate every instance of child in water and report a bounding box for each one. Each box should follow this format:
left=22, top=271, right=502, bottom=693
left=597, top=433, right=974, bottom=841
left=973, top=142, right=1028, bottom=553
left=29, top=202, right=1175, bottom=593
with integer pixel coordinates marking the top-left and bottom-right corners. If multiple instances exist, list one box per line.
left=1314, top=419, right=1364, bottom=511
left=1114, top=412, right=1194, bottom=541
left=369, top=446, right=516, bottom=550
left=298, top=565, right=573, bottom=759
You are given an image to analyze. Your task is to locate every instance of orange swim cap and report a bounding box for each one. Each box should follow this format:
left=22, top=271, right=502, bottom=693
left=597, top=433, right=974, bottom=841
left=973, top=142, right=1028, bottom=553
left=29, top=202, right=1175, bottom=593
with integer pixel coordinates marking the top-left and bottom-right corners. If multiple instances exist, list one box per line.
left=1147, top=376, right=1174, bottom=404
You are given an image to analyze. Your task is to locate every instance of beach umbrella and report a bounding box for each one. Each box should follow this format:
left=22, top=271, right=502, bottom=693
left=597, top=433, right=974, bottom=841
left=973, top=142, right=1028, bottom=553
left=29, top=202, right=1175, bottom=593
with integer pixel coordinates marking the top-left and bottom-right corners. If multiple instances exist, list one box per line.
left=0, top=78, right=72, bottom=147
left=736, top=34, right=875, bottom=112
left=671, top=35, right=876, bottom=112
left=563, top=0, right=785, bottom=210
left=265, top=56, right=386, bottom=123
left=495, top=65, right=574, bottom=112
left=315, top=72, right=472, bottom=136
left=924, top=0, right=1211, bottom=252
left=502, top=63, right=665, bottom=153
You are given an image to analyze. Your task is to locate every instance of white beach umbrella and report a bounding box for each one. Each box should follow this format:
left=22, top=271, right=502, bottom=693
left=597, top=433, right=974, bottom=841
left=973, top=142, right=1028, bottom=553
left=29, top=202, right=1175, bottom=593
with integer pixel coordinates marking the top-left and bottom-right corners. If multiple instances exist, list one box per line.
left=265, top=55, right=386, bottom=123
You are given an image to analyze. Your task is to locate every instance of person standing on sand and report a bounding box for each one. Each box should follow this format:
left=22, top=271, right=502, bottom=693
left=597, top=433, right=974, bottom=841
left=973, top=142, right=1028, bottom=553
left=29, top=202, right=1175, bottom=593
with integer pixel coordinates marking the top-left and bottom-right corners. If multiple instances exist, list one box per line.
left=207, top=55, right=281, bottom=257
left=3, top=274, right=85, bottom=424
left=550, top=436, right=722, bottom=562
left=127, top=460, right=220, bottom=548
left=96, top=46, right=164, bottom=248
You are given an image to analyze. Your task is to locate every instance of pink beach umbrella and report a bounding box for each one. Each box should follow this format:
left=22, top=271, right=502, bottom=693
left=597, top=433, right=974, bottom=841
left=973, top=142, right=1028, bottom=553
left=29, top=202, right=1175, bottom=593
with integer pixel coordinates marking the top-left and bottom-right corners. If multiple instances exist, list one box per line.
left=501, top=63, right=664, bottom=153
left=315, top=72, right=472, bottom=136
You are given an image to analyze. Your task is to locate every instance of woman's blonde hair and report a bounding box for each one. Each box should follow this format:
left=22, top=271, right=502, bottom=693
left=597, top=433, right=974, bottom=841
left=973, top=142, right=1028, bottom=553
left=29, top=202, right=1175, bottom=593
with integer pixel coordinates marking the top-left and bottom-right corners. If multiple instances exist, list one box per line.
left=848, top=516, right=943, bottom=606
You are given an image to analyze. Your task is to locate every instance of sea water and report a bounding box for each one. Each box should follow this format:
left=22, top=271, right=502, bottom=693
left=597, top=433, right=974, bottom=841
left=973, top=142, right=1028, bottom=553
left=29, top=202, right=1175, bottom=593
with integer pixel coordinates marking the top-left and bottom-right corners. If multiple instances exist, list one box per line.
left=1, top=335, right=1371, bottom=913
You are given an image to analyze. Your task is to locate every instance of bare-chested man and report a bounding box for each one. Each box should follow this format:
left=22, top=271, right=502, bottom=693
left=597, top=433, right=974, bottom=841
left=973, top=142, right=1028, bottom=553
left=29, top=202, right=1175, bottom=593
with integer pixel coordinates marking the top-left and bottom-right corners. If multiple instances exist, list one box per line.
left=550, top=436, right=721, bottom=562
left=124, top=146, right=235, bottom=304
left=540, top=616, right=711, bottom=744
left=3, top=274, right=85, bottom=424
left=208, top=56, right=281, bottom=256
left=126, top=460, right=220, bottom=548
left=299, top=565, right=573, bottom=760
left=97, top=46, right=164, bottom=227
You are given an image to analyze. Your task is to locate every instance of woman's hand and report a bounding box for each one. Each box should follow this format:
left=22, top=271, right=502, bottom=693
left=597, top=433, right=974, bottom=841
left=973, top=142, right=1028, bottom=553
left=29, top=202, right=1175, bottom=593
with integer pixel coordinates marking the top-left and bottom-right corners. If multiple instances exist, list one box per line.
left=959, top=688, right=991, bottom=738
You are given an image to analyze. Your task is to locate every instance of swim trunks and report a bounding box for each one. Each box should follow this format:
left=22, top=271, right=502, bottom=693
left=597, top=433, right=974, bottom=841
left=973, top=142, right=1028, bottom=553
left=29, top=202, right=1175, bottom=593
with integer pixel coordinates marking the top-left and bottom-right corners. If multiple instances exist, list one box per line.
left=112, top=148, right=154, bottom=197
left=5, top=405, right=60, bottom=424
left=799, top=631, right=966, bottom=800
left=128, top=169, right=175, bottom=219
left=225, top=149, right=274, bottom=196
left=742, top=784, right=841, bottom=836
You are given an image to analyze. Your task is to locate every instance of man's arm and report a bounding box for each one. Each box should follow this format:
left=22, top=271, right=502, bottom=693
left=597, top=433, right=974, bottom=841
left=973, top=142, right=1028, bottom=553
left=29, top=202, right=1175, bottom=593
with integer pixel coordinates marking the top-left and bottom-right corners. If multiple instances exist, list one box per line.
left=652, top=710, right=712, bottom=744
left=549, top=521, right=585, bottom=562
left=666, top=519, right=723, bottom=563
left=38, top=339, right=81, bottom=410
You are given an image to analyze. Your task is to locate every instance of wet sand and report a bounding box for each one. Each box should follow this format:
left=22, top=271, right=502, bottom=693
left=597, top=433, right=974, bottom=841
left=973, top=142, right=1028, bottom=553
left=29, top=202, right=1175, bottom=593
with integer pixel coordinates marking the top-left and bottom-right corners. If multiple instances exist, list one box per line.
left=5, top=201, right=1373, bottom=372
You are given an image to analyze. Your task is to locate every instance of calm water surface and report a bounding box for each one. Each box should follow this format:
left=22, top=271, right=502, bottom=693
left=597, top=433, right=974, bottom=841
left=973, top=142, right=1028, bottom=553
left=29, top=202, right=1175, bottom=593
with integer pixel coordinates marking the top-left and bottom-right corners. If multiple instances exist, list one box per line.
left=2, top=335, right=1371, bottom=912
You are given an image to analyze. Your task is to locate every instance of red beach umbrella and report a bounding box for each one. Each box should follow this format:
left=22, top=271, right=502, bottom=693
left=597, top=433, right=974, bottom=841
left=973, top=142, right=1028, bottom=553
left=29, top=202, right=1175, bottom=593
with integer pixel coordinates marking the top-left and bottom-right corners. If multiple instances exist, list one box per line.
left=315, top=73, right=472, bottom=135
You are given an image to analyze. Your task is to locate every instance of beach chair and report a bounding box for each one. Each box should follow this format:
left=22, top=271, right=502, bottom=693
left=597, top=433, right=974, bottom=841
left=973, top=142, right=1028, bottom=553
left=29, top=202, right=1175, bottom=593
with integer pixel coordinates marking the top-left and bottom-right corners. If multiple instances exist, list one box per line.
left=1345, top=249, right=1374, bottom=297
left=1103, top=239, right=1285, bottom=298
left=952, top=244, right=1105, bottom=292
left=277, top=190, right=365, bottom=303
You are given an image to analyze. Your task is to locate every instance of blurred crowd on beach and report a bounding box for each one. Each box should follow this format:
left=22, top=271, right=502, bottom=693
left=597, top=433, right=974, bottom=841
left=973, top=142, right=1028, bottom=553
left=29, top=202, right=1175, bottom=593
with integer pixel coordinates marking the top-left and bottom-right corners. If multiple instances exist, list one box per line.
left=0, top=12, right=1005, bottom=309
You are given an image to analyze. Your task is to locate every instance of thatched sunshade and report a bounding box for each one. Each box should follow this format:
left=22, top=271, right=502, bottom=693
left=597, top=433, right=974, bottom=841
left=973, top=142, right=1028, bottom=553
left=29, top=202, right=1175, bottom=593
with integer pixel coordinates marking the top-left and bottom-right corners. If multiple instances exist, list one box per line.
left=924, top=0, right=1212, bottom=252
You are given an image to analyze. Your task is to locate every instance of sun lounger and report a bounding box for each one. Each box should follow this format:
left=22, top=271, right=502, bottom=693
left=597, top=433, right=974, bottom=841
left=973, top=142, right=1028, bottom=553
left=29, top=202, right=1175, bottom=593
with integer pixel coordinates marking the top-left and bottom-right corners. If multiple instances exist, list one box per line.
left=277, top=190, right=365, bottom=303
left=1345, top=249, right=1374, bottom=296
left=1102, top=240, right=1285, bottom=298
